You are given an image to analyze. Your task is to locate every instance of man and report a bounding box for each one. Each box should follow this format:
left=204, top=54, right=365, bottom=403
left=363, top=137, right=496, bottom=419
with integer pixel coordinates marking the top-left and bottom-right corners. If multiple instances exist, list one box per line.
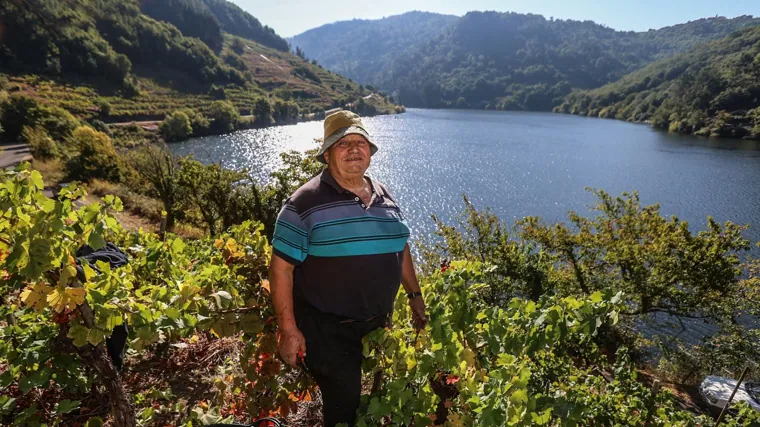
left=268, top=111, right=428, bottom=426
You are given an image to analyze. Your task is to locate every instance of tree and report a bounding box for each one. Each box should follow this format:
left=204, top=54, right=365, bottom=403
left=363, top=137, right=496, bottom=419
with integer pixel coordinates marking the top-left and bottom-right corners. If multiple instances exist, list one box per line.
left=159, top=111, right=193, bottom=142
left=22, top=126, right=59, bottom=160
left=128, top=144, right=183, bottom=228
left=272, top=98, right=299, bottom=124
left=65, top=126, right=123, bottom=183
left=207, top=100, right=239, bottom=133
left=231, top=38, right=245, bottom=54
left=176, top=157, right=245, bottom=235
left=253, top=97, right=273, bottom=126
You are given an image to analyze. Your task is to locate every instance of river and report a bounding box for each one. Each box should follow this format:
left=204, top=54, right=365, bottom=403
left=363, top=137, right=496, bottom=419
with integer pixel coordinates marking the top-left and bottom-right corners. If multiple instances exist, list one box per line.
left=170, top=108, right=760, bottom=248
left=171, top=108, right=760, bottom=346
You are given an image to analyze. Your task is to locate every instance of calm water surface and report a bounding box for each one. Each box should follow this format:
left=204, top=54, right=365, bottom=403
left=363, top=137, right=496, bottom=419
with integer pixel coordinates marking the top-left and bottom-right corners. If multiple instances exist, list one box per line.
left=171, top=109, right=760, bottom=248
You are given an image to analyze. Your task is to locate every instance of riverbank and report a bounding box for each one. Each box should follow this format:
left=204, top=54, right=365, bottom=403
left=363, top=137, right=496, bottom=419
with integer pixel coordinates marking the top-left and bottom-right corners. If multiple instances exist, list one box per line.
left=553, top=107, right=760, bottom=141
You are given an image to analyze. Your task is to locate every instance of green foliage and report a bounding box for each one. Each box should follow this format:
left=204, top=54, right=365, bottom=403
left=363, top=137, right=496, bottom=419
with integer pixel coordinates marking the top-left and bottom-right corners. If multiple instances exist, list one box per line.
left=290, top=12, right=458, bottom=88
left=356, top=261, right=715, bottom=425
left=0, top=165, right=294, bottom=425
left=140, top=0, right=224, bottom=52
left=292, top=66, right=321, bottom=84
left=0, top=0, right=132, bottom=85
left=65, top=127, right=123, bottom=183
left=95, top=99, right=112, bottom=118
left=207, top=100, right=240, bottom=133
left=2, top=167, right=759, bottom=425
left=293, top=11, right=760, bottom=110
left=176, top=157, right=245, bottom=235
left=750, top=107, right=760, bottom=137
left=223, top=52, right=248, bottom=72
left=159, top=111, right=193, bottom=142
left=200, top=0, right=289, bottom=52
left=272, top=98, right=300, bottom=124
left=559, top=26, right=760, bottom=138
left=127, top=144, right=183, bottom=227
left=252, top=97, right=274, bottom=126
left=0, top=95, right=79, bottom=143
left=22, top=126, right=59, bottom=160
left=230, top=38, right=245, bottom=55
left=0, top=0, right=242, bottom=89
left=1, top=95, right=42, bottom=141
left=430, top=190, right=758, bottom=385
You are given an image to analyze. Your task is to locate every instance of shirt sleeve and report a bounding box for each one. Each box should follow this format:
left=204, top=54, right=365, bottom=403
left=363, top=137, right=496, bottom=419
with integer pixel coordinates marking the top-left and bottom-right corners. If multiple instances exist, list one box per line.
left=271, top=200, right=309, bottom=265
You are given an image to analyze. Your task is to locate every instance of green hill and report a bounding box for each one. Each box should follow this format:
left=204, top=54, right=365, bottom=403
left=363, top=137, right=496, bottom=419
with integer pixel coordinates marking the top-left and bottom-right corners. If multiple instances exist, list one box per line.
left=292, top=12, right=760, bottom=111
left=199, top=0, right=290, bottom=52
left=556, top=25, right=760, bottom=139
left=0, top=0, right=397, bottom=137
left=289, top=11, right=458, bottom=86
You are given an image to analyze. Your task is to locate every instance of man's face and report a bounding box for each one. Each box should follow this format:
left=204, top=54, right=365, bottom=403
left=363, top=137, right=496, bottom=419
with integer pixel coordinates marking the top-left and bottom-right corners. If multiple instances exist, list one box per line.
left=324, top=134, right=371, bottom=176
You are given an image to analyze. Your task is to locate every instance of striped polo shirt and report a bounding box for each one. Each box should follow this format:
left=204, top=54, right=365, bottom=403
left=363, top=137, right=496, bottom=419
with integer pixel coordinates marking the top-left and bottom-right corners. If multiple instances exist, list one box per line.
left=272, top=169, right=410, bottom=320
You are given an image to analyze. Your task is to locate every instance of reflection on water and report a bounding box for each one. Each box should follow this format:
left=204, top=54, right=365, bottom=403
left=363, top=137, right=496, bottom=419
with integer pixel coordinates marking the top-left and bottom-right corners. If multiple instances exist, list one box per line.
left=171, top=109, right=760, bottom=344
left=170, top=109, right=760, bottom=250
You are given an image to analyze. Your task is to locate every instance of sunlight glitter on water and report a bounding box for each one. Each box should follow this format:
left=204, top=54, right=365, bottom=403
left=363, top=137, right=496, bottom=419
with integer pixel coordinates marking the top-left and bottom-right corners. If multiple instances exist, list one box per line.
left=171, top=109, right=760, bottom=249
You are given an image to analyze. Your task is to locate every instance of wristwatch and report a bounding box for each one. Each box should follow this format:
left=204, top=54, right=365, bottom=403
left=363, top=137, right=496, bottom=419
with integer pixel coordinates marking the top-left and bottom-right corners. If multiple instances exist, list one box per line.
left=406, top=291, right=422, bottom=300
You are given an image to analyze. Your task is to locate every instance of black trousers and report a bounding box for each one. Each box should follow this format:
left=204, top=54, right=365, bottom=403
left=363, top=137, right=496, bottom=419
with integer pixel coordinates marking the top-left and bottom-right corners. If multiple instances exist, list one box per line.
left=294, top=297, right=388, bottom=427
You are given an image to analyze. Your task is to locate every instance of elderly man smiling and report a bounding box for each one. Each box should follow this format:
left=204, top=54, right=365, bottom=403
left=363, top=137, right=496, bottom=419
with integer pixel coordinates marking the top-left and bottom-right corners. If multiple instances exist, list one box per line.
left=268, top=111, right=428, bottom=426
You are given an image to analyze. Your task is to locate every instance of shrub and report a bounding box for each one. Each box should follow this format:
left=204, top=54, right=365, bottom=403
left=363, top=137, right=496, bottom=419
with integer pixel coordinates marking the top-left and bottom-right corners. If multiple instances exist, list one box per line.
left=36, top=105, right=79, bottom=142
left=209, top=85, right=227, bottom=100
left=96, top=98, right=112, bottom=117
left=159, top=111, right=193, bottom=142
left=0, top=94, right=79, bottom=142
left=207, top=100, right=239, bottom=133
left=88, top=119, right=111, bottom=136
left=292, top=66, right=321, bottom=84
left=127, top=144, right=184, bottom=227
left=1, top=94, right=41, bottom=141
left=22, top=125, right=59, bottom=160
left=231, top=38, right=245, bottom=54
left=89, top=179, right=164, bottom=223
left=223, top=52, right=247, bottom=71
left=751, top=108, right=760, bottom=137
left=176, top=157, right=246, bottom=235
left=253, top=97, right=273, bottom=126
left=66, top=126, right=123, bottom=182
left=183, top=109, right=211, bottom=136
left=272, top=98, right=299, bottom=124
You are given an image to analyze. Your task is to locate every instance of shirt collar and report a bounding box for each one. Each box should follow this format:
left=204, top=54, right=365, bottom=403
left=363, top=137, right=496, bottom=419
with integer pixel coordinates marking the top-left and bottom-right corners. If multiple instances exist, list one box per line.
left=320, top=168, right=385, bottom=197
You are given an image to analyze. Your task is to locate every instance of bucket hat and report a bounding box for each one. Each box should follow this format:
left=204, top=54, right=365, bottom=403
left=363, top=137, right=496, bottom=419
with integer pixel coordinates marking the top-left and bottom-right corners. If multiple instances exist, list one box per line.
left=315, top=111, right=378, bottom=164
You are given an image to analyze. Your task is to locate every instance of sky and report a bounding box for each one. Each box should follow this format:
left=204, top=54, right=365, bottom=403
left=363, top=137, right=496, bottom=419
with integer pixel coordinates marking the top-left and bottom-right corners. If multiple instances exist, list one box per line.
left=233, top=0, right=760, bottom=38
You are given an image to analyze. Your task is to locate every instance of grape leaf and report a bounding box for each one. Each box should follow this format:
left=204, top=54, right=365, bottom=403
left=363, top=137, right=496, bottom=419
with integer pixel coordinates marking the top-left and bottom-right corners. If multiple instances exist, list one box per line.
left=20, top=282, right=54, bottom=312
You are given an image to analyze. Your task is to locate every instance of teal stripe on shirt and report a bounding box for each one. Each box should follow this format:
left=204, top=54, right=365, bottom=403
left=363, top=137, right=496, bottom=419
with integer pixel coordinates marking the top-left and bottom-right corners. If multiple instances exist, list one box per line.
left=310, top=216, right=409, bottom=244
left=272, top=238, right=307, bottom=262
left=274, top=222, right=309, bottom=247
left=307, top=236, right=409, bottom=257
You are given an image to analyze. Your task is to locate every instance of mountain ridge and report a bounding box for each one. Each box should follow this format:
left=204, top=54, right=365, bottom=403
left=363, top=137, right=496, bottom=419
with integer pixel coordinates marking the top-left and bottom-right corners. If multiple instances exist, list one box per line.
left=291, top=11, right=760, bottom=111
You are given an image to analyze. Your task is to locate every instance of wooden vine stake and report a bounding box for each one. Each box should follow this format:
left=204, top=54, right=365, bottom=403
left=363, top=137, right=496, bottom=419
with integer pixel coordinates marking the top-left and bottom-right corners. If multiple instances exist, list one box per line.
left=644, top=379, right=661, bottom=426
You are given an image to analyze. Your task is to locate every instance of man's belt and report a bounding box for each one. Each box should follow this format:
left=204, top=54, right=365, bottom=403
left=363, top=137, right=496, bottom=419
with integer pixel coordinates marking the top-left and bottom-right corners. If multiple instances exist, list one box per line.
left=338, top=313, right=382, bottom=324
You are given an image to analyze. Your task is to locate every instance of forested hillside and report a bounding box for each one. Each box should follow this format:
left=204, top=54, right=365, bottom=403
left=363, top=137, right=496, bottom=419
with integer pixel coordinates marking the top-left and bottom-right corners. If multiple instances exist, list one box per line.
left=0, top=0, right=397, bottom=132
left=199, top=0, right=290, bottom=52
left=140, top=0, right=290, bottom=53
left=293, top=12, right=760, bottom=111
left=289, top=11, right=458, bottom=85
left=557, top=25, right=760, bottom=138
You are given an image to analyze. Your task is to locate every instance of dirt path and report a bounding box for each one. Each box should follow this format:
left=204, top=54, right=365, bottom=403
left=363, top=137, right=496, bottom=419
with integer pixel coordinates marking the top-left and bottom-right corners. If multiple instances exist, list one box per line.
left=0, top=143, right=32, bottom=169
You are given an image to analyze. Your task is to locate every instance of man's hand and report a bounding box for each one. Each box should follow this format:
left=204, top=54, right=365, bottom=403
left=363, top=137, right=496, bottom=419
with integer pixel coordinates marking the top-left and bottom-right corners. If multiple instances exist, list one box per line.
left=278, top=326, right=306, bottom=368
left=409, top=296, right=428, bottom=331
